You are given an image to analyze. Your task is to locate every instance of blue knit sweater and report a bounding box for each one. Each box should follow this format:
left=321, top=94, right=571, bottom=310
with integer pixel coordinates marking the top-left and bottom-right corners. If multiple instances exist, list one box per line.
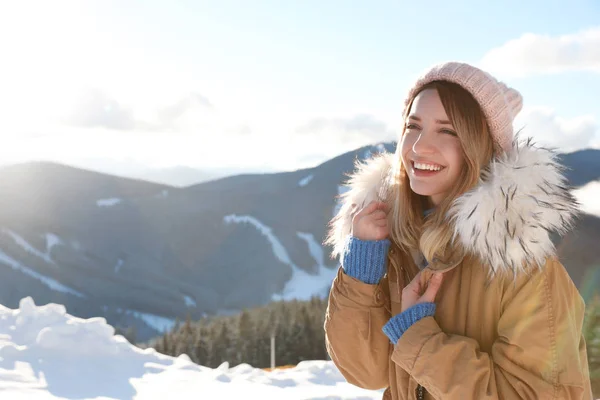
left=342, top=233, right=436, bottom=344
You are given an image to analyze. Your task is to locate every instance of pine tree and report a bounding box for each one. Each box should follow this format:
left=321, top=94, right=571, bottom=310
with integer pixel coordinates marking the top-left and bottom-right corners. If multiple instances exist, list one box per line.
left=276, top=301, right=295, bottom=366
left=175, top=314, right=194, bottom=357
left=236, top=309, right=252, bottom=365
left=157, top=333, right=169, bottom=356
left=194, top=325, right=209, bottom=366
left=310, top=296, right=328, bottom=360
left=208, top=321, right=232, bottom=368
left=292, top=306, right=312, bottom=363
left=172, top=317, right=182, bottom=334
left=167, top=332, right=178, bottom=355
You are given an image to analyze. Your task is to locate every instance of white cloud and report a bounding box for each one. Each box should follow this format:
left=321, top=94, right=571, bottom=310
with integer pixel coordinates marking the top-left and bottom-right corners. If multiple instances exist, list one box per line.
left=53, top=87, right=250, bottom=137
left=286, top=113, right=397, bottom=168
left=296, top=113, right=395, bottom=143
left=514, top=107, right=598, bottom=152
left=157, top=92, right=213, bottom=121
left=136, top=92, right=219, bottom=133
left=480, top=27, right=600, bottom=77
left=573, top=181, right=600, bottom=218
left=64, top=88, right=136, bottom=131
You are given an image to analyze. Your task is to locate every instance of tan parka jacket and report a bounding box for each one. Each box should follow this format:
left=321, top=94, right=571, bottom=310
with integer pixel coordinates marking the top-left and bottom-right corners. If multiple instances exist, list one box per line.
left=324, top=140, right=593, bottom=399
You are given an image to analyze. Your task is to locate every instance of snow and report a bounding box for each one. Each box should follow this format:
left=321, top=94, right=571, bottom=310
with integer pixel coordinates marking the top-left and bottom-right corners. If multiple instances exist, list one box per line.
left=363, top=143, right=387, bottom=161
left=224, top=215, right=290, bottom=265
left=125, top=311, right=176, bottom=334
left=183, top=296, right=196, bottom=307
left=96, top=198, right=122, bottom=207
left=0, top=250, right=84, bottom=298
left=296, top=232, right=326, bottom=268
left=114, top=258, right=124, bottom=273
left=45, top=234, right=63, bottom=253
left=573, top=180, right=600, bottom=217
left=0, top=297, right=385, bottom=399
left=298, top=174, right=314, bottom=187
left=223, top=215, right=336, bottom=301
left=2, top=229, right=55, bottom=265
left=292, top=232, right=337, bottom=299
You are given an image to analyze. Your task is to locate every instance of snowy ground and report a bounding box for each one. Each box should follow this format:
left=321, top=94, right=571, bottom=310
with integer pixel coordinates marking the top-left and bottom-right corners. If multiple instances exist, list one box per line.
left=0, top=297, right=384, bottom=400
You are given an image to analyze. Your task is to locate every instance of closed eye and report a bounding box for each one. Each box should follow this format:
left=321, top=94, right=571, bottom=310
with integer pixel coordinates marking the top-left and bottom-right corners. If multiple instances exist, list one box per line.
left=440, top=129, right=457, bottom=136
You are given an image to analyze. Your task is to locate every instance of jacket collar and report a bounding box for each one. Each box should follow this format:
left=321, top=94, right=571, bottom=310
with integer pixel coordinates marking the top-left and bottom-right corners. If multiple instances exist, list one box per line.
left=328, top=137, right=580, bottom=277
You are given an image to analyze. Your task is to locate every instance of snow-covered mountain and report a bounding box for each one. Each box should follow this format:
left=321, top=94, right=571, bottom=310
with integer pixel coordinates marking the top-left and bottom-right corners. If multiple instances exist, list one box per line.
left=0, top=145, right=598, bottom=341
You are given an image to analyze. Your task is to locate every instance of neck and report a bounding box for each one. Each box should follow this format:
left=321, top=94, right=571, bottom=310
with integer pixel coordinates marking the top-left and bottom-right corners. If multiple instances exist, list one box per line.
left=422, top=196, right=436, bottom=209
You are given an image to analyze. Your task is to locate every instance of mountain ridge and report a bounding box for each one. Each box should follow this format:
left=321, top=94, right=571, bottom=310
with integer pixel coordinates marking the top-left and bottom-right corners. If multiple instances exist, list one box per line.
left=0, top=143, right=597, bottom=341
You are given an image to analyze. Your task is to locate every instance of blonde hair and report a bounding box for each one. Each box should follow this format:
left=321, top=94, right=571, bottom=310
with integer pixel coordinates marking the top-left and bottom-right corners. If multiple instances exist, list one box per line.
left=389, top=81, right=495, bottom=267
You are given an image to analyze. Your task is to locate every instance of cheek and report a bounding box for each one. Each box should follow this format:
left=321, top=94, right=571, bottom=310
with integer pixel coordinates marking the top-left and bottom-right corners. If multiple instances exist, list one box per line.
left=400, top=134, right=414, bottom=159
left=446, top=142, right=465, bottom=169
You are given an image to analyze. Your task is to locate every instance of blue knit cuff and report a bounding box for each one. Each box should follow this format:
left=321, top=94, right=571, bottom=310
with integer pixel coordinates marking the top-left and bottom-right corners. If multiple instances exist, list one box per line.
left=342, top=236, right=390, bottom=284
left=382, top=302, right=437, bottom=344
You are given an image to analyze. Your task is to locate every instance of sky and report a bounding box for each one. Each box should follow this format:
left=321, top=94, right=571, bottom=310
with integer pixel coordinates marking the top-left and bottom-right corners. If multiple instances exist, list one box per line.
left=0, top=0, right=598, bottom=177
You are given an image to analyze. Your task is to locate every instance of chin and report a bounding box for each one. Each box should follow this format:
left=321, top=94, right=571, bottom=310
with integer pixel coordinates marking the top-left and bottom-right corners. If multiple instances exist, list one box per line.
left=409, top=185, right=438, bottom=197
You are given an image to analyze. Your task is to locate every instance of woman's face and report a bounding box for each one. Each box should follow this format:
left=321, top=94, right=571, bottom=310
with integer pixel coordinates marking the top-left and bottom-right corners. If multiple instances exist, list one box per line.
left=400, top=88, right=466, bottom=206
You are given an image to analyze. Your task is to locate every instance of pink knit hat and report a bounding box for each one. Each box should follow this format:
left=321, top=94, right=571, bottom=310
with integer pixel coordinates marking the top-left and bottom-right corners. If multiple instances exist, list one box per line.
left=402, top=62, right=523, bottom=153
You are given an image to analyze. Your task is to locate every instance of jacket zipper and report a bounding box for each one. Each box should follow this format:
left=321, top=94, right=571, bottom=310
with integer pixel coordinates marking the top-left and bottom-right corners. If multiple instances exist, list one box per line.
left=416, top=384, right=424, bottom=400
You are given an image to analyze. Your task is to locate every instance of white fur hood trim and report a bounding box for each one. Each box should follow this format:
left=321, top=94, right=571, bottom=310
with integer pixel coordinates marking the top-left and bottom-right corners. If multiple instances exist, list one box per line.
left=327, top=138, right=580, bottom=276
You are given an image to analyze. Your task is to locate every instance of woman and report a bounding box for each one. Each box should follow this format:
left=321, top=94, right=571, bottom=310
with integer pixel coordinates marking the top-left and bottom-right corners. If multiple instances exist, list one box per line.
left=324, top=61, right=593, bottom=399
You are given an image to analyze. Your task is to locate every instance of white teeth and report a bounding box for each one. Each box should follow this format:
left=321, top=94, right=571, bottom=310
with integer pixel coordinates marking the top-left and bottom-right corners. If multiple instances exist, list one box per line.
left=414, top=162, right=442, bottom=171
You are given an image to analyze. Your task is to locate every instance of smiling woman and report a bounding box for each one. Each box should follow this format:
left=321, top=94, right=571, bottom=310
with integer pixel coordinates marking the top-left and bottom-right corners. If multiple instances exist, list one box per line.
left=324, top=61, right=594, bottom=400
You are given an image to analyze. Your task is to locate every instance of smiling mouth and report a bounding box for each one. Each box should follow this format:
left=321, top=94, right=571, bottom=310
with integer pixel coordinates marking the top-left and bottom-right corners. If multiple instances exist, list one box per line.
left=411, top=161, right=445, bottom=172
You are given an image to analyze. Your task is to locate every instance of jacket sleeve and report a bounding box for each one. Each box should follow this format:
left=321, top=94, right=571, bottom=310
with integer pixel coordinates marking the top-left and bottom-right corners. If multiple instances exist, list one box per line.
left=324, top=266, right=392, bottom=390
left=390, top=257, right=593, bottom=400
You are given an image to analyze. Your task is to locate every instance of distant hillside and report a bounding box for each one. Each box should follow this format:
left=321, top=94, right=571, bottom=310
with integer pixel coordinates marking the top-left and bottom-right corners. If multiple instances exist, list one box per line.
left=557, top=149, right=600, bottom=187
left=0, top=144, right=597, bottom=342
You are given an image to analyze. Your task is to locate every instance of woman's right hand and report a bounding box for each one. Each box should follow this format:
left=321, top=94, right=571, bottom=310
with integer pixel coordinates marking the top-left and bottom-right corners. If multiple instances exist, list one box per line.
left=351, top=201, right=390, bottom=241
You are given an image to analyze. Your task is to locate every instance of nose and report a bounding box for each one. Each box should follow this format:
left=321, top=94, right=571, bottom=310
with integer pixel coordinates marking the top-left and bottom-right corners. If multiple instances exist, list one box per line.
left=411, top=131, right=435, bottom=155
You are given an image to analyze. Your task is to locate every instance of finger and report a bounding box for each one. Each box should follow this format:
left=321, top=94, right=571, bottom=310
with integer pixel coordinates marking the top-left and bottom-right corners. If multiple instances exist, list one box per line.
left=375, top=202, right=390, bottom=214
left=351, top=202, right=369, bottom=219
left=379, top=201, right=390, bottom=214
left=373, top=219, right=388, bottom=227
left=371, top=210, right=388, bottom=220
left=420, top=273, right=444, bottom=303
left=359, top=201, right=386, bottom=216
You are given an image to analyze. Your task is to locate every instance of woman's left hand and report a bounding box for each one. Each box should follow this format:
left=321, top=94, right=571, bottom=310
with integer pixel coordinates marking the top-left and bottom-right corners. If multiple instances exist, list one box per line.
left=401, top=271, right=444, bottom=312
